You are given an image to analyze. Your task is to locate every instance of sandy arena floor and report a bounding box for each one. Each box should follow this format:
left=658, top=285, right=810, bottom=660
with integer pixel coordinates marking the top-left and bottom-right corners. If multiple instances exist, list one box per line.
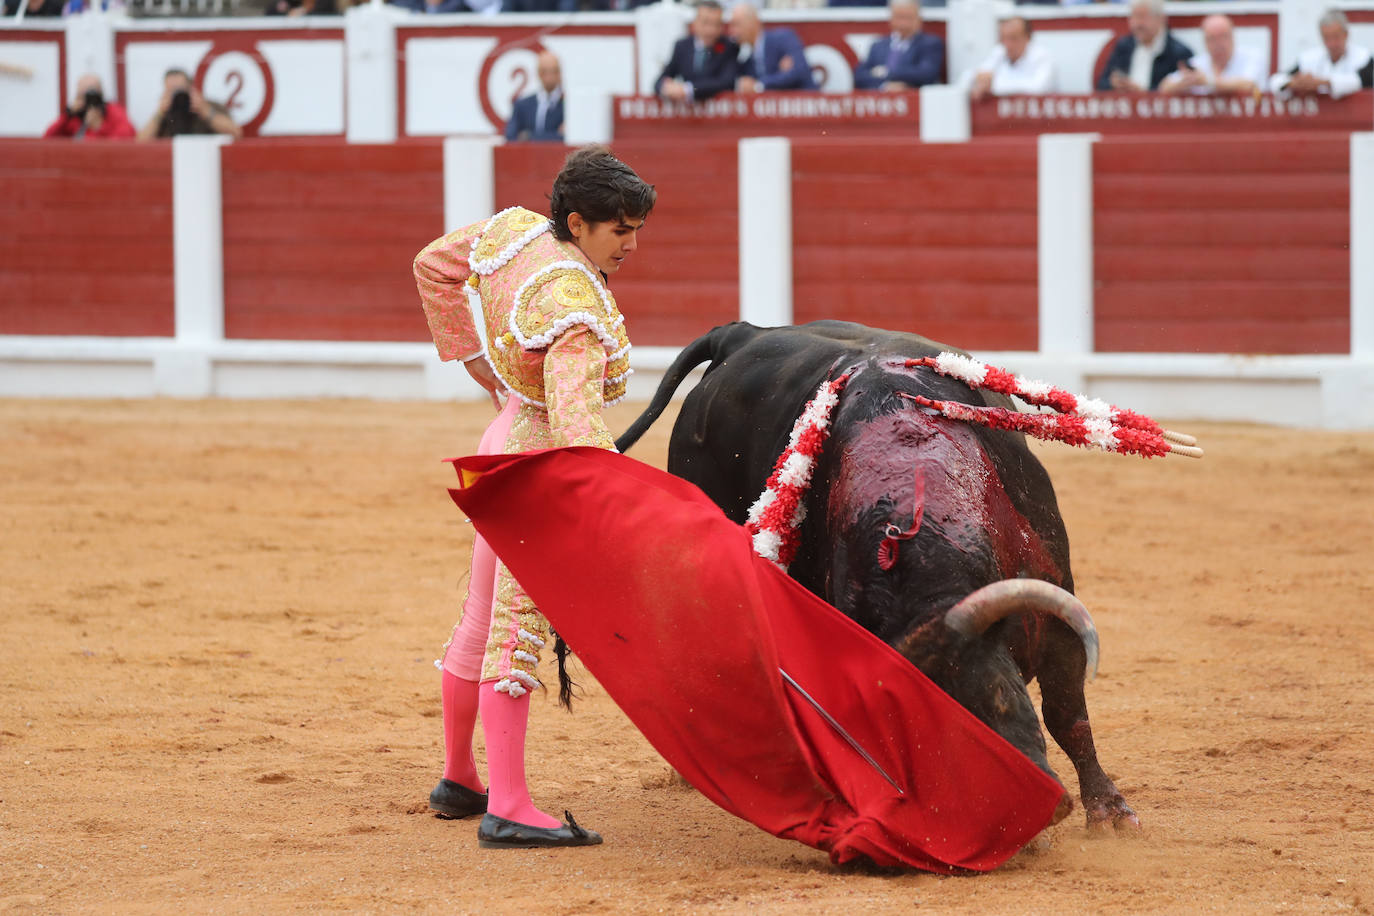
left=1, top=398, right=1371, bottom=914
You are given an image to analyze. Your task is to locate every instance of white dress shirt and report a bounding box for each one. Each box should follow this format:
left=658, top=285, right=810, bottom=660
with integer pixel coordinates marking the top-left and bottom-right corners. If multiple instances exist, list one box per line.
left=1269, top=43, right=1374, bottom=99
left=1161, top=46, right=1266, bottom=94
left=1129, top=31, right=1166, bottom=89
left=962, top=39, right=1057, bottom=95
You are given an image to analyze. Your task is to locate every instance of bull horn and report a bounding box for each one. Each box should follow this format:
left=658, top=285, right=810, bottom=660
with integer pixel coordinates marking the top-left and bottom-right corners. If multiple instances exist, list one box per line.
left=943, top=579, right=1100, bottom=680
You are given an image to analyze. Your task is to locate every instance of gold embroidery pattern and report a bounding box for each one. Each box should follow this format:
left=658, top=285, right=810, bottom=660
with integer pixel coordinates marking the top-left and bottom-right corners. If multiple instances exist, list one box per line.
left=481, top=561, right=549, bottom=690
left=500, top=267, right=631, bottom=408
left=506, top=209, right=547, bottom=232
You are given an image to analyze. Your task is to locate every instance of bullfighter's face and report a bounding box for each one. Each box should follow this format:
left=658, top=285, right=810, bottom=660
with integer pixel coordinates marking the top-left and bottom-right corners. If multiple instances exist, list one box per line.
left=570, top=213, right=645, bottom=275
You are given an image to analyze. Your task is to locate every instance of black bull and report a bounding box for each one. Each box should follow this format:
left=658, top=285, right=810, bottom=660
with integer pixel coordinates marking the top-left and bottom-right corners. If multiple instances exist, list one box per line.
left=616, top=321, right=1139, bottom=831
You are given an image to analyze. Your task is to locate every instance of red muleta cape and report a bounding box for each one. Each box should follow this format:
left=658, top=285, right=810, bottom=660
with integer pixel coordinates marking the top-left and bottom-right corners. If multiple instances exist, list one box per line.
left=447, top=447, right=1063, bottom=872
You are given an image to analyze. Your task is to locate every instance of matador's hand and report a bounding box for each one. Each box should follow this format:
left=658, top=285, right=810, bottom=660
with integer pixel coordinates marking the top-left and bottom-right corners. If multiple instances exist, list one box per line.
left=463, top=354, right=503, bottom=412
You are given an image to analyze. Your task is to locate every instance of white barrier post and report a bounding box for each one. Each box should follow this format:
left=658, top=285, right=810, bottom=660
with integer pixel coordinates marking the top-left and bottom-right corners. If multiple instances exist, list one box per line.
left=918, top=84, right=970, bottom=143
left=1037, top=133, right=1098, bottom=357
left=738, top=137, right=792, bottom=328
left=945, top=0, right=1007, bottom=90
left=1352, top=133, right=1374, bottom=359
left=345, top=1, right=398, bottom=143
left=635, top=0, right=689, bottom=95
left=1321, top=133, right=1374, bottom=427
left=64, top=11, right=117, bottom=103
left=442, top=136, right=496, bottom=234
left=425, top=137, right=498, bottom=401
left=1277, top=0, right=1325, bottom=76
left=564, top=88, right=613, bottom=145
left=161, top=135, right=231, bottom=398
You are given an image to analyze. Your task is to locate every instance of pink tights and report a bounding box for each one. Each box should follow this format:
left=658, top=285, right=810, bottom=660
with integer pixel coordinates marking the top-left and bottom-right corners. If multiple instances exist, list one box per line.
left=439, top=396, right=560, bottom=829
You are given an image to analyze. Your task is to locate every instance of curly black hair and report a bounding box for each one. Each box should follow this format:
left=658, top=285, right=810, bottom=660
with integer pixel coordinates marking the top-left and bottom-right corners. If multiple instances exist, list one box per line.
left=548, top=144, right=656, bottom=242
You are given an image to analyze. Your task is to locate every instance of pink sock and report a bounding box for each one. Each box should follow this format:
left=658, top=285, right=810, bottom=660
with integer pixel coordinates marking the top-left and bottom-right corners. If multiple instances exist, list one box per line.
left=479, top=681, right=560, bottom=828
left=440, top=670, right=485, bottom=793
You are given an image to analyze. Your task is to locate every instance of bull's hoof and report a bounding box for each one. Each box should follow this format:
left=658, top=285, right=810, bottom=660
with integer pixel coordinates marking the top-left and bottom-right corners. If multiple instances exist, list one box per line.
left=1084, top=796, right=1140, bottom=834
left=1050, top=792, right=1075, bottom=826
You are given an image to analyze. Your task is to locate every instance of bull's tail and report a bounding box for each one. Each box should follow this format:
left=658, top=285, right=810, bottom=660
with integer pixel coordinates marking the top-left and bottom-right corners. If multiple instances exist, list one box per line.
left=615, top=323, right=753, bottom=454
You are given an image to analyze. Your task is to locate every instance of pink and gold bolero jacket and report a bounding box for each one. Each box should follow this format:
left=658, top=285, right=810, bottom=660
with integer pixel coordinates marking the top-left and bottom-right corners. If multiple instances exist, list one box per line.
left=414, top=206, right=632, bottom=451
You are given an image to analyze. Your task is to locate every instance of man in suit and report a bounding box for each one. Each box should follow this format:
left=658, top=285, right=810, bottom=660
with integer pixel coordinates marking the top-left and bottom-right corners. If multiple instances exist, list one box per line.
left=1094, top=0, right=1194, bottom=92
left=655, top=0, right=740, bottom=103
left=504, top=51, right=564, bottom=142
left=730, top=3, right=817, bottom=93
left=854, top=0, right=945, bottom=91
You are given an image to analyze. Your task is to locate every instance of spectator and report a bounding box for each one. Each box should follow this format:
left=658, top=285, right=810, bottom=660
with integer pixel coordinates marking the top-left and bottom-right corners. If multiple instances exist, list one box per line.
left=44, top=74, right=135, bottom=140
left=265, top=0, right=341, bottom=14
left=4, top=0, right=63, bottom=16
left=136, top=69, right=241, bottom=142
left=1160, top=15, right=1264, bottom=97
left=1095, top=0, right=1193, bottom=93
left=962, top=16, right=1056, bottom=100
left=505, top=51, right=563, bottom=142
left=61, top=0, right=126, bottom=13
left=390, top=0, right=471, bottom=13
left=853, top=0, right=945, bottom=92
left=1270, top=9, right=1373, bottom=99
left=730, top=3, right=816, bottom=93
left=655, top=0, right=740, bottom=103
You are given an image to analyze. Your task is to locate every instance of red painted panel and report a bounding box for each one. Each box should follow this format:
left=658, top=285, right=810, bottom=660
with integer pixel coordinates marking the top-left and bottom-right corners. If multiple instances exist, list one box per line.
left=792, top=139, right=1039, bottom=350
left=0, top=141, right=173, bottom=337
left=221, top=140, right=444, bottom=342
left=1093, top=135, right=1350, bottom=354
left=1096, top=209, right=1348, bottom=247
left=493, top=141, right=738, bottom=348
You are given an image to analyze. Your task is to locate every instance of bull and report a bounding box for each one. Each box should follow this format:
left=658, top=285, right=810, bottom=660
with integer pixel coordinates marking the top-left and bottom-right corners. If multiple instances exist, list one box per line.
left=616, top=320, right=1139, bottom=832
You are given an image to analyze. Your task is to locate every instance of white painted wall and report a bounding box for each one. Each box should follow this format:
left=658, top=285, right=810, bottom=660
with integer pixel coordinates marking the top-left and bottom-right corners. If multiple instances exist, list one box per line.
left=345, top=1, right=397, bottom=142
left=0, top=31, right=62, bottom=136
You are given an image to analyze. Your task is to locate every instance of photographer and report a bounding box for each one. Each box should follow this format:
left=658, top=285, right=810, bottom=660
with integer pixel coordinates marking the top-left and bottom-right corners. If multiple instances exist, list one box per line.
left=43, top=75, right=135, bottom=140
left=136, top=68, right=242, bottom=142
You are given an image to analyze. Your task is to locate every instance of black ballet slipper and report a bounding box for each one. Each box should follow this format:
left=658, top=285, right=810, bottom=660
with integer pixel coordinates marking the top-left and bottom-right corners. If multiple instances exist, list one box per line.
left=428, top=779, right=488, bottom=819
left=477, top=810, right=603, bottom=849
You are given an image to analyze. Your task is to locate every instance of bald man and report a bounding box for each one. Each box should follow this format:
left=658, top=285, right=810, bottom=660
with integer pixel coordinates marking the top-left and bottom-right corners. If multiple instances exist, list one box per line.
left=730, top=4, right=816, bottom=93
left=1160, top=15, right=1265, bottom=96
left=854, top=0, right=945, bottom=92
left=504, top=52, right=563, bottom=143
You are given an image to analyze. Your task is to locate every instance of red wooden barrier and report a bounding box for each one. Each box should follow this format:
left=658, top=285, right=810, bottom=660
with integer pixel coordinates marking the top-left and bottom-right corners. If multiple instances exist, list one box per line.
left=974, top=91, right=1374, bottom=138
left=614, top=91, right=920, bottom=142
left=791, top=138, right=1039, bottom=351
left=0, top=142, right=174, bottom=337
left=494, top=141, right=738, bottom=347
left=1093, top=133, right=1350, bottom=354
left=221, top=141, right=444, bottom=342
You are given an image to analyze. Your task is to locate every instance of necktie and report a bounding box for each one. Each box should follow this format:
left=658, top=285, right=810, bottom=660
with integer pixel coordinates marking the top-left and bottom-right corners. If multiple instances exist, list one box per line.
left=754, top=36, right=765, bottom=79
left=887, top=40, right=903, bottom=74
left=695, top=46, right=707, bottom=73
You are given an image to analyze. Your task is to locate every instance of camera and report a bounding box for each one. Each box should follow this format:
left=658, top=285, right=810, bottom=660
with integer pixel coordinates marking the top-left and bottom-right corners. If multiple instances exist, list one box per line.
left=169, top=89, right=192, bottom=116
left=83, top=88, right=105, bottom=115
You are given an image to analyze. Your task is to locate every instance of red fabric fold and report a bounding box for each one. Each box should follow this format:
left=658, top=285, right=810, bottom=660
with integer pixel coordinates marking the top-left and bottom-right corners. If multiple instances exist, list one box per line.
left=446, top=447, right=1063, bottom=872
